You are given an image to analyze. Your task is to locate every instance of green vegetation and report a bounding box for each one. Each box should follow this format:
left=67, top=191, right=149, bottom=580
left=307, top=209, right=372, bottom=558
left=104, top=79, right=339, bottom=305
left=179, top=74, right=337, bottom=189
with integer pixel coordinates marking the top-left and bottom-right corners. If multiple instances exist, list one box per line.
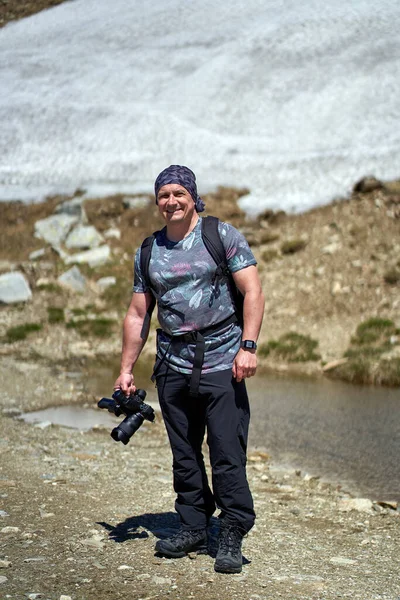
left=66, top=318, right=116, bottom=338
left=37, top=282, right=63, bottom=293
left=259, top=332, right=320, bottom=362
left=329, top=318, right=400, bottom=386
left=281, top=239, right=307, bottom=255
left=384, top=268, right=400, bottom=285
left=102, top=277, right=132, bottom=312
left=5, top=323, right=42, bottom=343
left=260, top=231, right=280, bottom=244
left=348, top=317, right=398, bottom=351
left=261, top=249, right=279, bottom=263
left=47, top=307, right=65, bottom=324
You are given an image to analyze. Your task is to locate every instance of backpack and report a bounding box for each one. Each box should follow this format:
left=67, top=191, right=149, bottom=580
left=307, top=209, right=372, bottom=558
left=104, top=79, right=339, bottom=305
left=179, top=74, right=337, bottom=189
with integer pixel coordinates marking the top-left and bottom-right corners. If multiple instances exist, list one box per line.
left=139, top=216, right=243, bottom=338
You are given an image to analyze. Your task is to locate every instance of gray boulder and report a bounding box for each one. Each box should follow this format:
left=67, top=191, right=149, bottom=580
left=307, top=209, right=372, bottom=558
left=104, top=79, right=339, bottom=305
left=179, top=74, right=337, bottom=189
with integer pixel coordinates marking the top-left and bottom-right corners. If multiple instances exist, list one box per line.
left=0, top=272, right=32, bottom=303
left=96, top=276, right=117, bottom=291
left=57, top=266, right=87, bottom=293
left=35, top=214, right=79, bottom=246
left=122, top=196, right=151, bottom=210
left=55, top=197, right=88, bottom=222
left=64, top=245, right=111, bottom=268
left=65, top=225, right=104, bottom=250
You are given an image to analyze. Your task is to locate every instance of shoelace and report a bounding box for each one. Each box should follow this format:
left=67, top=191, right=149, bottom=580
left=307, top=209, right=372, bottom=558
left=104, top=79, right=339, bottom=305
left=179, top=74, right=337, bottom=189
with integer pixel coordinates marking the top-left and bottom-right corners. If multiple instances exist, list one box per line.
left=169, top=529, right=203, bottom=546
left=219, top=527, right=242, bottom=556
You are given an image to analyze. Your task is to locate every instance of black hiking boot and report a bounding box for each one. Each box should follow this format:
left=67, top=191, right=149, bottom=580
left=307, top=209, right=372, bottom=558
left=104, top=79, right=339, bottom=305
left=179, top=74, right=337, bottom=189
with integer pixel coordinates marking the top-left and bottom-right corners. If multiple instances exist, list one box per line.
left=155, top=528, right=208, bottom=558
left=214, top=524, right=244, bottom=574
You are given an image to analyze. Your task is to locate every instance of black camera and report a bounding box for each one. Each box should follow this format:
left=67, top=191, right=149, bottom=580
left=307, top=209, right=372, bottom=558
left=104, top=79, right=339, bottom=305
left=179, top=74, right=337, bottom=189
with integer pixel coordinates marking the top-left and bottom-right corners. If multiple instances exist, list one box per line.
left=97, top=388, right=155, bottom=445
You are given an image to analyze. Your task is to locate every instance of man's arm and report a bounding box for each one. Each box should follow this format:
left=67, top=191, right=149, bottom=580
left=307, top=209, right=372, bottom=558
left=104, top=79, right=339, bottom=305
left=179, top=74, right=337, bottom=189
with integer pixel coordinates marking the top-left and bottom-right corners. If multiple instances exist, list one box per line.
left=113, top=291, right=154, bottom=395
left=231, top=265, right=265, bottom=382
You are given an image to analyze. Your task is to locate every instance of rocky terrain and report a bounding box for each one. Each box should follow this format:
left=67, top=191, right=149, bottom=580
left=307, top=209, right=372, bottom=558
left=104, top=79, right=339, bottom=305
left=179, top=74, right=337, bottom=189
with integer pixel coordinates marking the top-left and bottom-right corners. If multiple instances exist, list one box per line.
left=1, top=354, right=400, bottom=600
left=0, top=176, right=399, bottom=385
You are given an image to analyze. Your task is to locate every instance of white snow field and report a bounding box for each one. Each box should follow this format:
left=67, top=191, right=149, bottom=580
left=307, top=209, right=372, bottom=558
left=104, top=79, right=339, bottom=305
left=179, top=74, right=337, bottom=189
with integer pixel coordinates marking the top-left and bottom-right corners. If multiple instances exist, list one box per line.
left=0, top=0, right=399, bottom=214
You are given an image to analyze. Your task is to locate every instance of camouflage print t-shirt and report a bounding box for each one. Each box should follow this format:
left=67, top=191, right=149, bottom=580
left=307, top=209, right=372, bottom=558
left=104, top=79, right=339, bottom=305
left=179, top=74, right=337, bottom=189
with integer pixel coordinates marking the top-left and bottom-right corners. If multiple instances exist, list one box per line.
left=133, top=217, right=257, bottom=374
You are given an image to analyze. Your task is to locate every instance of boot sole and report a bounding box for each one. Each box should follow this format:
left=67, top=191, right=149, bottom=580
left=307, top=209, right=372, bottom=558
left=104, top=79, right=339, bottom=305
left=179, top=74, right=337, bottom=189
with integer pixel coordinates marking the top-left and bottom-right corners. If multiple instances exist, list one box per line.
left=155, top=541, right=208, bottom=558
left=214, top=563, right=242, bottom=574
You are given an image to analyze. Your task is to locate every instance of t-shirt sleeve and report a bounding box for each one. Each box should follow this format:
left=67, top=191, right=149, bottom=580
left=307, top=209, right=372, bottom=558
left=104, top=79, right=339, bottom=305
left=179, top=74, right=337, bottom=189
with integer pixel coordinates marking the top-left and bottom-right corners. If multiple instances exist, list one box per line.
left=218, top=221, right=257, bottom=273
left=133, top=246, right=149, bottom=293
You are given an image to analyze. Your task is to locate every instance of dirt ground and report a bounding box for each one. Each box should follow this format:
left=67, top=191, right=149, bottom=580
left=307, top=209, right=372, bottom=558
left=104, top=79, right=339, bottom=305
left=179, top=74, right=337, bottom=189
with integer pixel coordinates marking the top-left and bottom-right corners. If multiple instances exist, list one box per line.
left=1, top=355, right=400, bottom=600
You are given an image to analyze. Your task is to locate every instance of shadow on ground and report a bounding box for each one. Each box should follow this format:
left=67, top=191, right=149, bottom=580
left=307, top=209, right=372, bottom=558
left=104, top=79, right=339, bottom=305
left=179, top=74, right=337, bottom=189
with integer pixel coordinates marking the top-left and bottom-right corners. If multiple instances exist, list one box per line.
left=97, top=513, right=250, bottom=564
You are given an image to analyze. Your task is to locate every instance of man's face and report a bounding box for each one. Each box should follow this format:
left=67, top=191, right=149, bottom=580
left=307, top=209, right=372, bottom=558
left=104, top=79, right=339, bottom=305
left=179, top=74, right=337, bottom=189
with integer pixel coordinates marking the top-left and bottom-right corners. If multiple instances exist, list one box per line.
left=157, top=184, right=196, bottom=224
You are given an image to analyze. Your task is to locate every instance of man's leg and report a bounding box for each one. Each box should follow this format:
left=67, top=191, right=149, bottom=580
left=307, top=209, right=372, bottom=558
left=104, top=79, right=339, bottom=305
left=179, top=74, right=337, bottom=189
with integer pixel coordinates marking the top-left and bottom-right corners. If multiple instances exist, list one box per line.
left=155, top=366, right=215, bottom=556
left=200, top=369, right=255, bottom=572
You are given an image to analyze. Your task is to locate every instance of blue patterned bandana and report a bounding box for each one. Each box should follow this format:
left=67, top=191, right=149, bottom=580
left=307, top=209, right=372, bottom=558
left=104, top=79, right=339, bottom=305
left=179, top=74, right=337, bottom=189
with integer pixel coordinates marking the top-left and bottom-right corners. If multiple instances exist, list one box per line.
left=154, top=165, right=205, bottom=213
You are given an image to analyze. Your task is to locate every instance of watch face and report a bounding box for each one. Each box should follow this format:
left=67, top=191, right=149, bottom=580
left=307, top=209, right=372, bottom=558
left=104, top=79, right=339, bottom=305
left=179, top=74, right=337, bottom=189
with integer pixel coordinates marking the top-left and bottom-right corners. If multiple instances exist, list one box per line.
left=242, top=340, right=256, bottom=349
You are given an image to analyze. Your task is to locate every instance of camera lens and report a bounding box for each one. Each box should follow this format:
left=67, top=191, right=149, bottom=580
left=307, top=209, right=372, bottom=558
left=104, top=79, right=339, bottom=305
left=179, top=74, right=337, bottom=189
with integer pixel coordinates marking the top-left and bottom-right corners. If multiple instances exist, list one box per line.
left=111, top=413, right=144, bottom=445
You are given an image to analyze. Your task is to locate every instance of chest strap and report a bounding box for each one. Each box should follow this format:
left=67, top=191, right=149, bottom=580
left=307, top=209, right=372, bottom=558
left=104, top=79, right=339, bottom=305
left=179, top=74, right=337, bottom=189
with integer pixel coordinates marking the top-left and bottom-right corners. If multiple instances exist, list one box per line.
left=156, top=312, right=238, bottom=397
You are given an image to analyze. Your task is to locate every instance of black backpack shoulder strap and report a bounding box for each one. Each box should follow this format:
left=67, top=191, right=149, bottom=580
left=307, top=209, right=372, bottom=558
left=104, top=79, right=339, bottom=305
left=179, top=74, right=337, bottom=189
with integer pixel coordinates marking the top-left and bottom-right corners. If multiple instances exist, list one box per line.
left=139, top=230, right=160, bottom=340
left=201, top=216, right=228, bottom=274
left=201, top=216, right=243, bottom=325
left=140, top=232, right=157, bottom=290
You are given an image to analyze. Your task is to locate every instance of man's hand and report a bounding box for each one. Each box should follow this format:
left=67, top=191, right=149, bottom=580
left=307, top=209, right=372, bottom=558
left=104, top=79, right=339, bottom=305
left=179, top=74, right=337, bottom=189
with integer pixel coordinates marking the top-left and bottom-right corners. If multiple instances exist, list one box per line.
left=114, top=372, right=136, bottom=396
left=232, top=348, right=257, bottom=382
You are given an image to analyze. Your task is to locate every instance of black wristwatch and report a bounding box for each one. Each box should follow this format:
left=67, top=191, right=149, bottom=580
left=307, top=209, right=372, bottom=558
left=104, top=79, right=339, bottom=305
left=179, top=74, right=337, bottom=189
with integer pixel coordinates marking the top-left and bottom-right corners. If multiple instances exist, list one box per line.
left=240, top=340, right=257, bottom=350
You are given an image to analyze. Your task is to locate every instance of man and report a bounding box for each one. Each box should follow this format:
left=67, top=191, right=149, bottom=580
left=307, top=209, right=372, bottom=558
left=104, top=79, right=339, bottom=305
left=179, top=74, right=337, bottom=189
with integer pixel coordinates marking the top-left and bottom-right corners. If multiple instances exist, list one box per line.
left=114, top=165, right=265, bottom=574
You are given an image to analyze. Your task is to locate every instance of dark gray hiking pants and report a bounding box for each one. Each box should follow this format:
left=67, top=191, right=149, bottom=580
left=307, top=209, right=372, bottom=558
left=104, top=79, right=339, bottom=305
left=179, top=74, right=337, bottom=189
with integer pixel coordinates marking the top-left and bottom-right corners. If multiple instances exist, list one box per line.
left=155, top=365, right=255, bottom=533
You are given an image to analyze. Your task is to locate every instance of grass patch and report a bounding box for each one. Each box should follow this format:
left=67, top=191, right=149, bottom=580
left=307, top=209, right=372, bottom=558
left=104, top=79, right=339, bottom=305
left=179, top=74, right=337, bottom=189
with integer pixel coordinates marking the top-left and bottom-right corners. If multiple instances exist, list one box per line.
left=66, top=318, right=116, bottom=338
left=281, top=239, right=307, bottom=255
left=47, top=307, right=65, bottom=324
left=327, top=317, right=400, bottom=386
left=259, top=332, right=320, bottom=362
left=384, top=269, right=400, bottom=285
left=260, top=231, right=280, bottom=244
left=5, top=323, right=42, bottom=343
left=261, top=249, right=279, bottom=263
left=102, top=277, right=132, bottom=312
left=350, top=317, right=398, bottom=348
left=37, top=282, right=63, bottom=293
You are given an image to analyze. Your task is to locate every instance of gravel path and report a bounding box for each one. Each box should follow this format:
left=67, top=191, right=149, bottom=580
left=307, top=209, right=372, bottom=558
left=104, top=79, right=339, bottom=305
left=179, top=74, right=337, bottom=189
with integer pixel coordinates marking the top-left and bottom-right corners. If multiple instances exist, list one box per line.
left=1, top=357, right=399, bottom=600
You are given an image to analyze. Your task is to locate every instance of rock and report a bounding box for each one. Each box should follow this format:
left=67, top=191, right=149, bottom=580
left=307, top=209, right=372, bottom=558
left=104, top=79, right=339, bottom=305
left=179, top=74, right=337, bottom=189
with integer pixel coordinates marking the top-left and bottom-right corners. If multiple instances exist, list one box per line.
left=0, top=576, right=8, bottom=584
left=64, top=245, right=111, bottom=267
left=34, top=214, right=79, bottom=246
left=330, top=556, right=357, bottom=566
left=29, top=248, right=46, bottom=260
left=103, top=227, right=121, bottom=240
left=322, top=358, right=348, bottom=372
left=331, top=281, right=342, bottom=296
left=376, top=500, right=398, bottom=510
left=23, top=557, right=46, bottom=563
left=0, top=272, right=32, bottom=303
left=0, top=511, right=9, bottom=517
left=59, top=596, right=73, bottom=600
left=338, top=498, right=373, bottom=513
left=322, top=242, right=341, bottom=255
left=28, top=594, right=43, bottom=599
left=34, top=421, right=52, bottom=429
left=96, top=276, right=117, bottom=291
left=55, top=197, right=87, bottom=222
left=353, top=176, right=383, bottom=194
left=65, top=225, right=104, bottom=250
left=58, top=266, right=87, bottom=293
left=122, top=195, right=150, bottom=209
left=152, top=575, right=172, bottom=585
left=0, top=560, right=11, bottom=568
left=117, top=565, right=134, bottom=571
left=1, top=526, right=20, bottom=534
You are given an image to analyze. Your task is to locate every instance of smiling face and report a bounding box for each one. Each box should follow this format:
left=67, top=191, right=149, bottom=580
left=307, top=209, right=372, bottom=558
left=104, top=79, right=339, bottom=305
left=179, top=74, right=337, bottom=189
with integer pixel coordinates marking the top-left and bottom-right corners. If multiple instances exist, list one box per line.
left=157, top=183, right=196, bottom=225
